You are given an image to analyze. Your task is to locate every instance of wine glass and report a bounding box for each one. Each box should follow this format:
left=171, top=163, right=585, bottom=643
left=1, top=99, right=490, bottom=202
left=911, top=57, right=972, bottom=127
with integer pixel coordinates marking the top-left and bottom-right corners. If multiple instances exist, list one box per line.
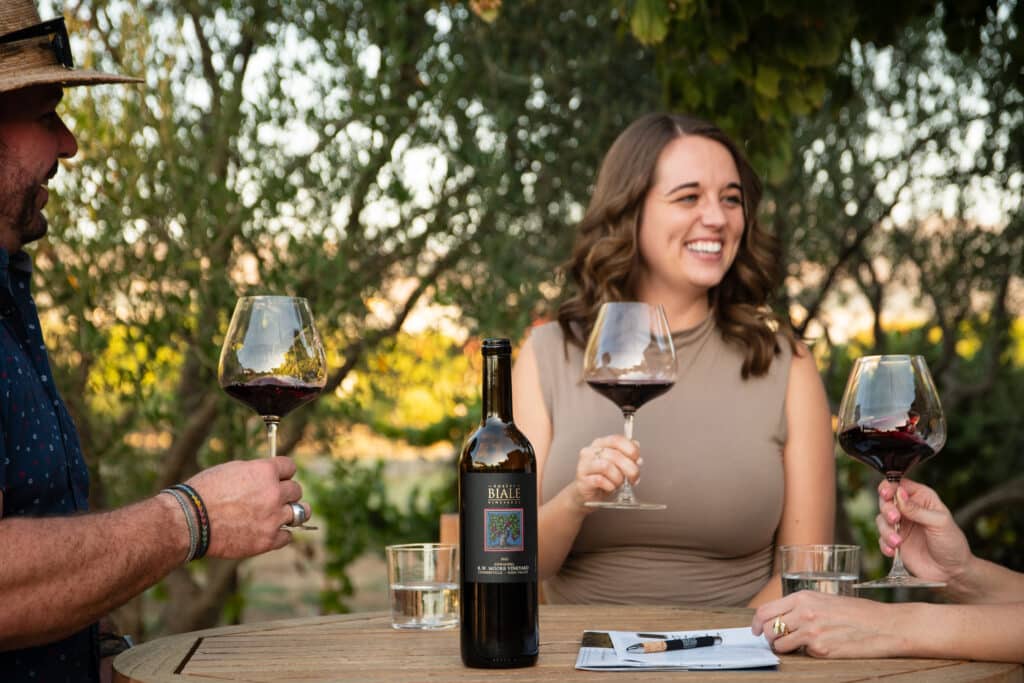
left=218, top=296, right=327, bottom=528
left=582, top=302, right=676, bottom=510
left=836, top=355, right=946, bottom=588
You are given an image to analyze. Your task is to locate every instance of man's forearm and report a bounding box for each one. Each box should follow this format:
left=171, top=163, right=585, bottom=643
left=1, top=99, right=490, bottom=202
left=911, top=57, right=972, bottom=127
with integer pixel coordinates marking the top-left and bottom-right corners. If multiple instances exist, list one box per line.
left=0, top=493, right=188, bottom=650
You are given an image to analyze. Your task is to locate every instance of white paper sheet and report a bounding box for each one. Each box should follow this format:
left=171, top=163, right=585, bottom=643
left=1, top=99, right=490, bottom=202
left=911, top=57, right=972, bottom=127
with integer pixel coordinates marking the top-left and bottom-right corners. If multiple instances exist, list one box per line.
left=575, top=627, right=779, bottom=671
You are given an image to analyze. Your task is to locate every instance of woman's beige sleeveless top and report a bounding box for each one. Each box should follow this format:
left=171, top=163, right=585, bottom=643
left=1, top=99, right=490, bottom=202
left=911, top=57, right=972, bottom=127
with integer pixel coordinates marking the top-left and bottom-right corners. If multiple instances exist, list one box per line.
left=532, top=314, right=792, bottom=606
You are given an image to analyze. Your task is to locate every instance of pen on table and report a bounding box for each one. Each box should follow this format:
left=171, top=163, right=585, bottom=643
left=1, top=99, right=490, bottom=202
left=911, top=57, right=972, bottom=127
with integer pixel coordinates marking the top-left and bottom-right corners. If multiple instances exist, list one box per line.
left=626, top=635, right=723, bottom=654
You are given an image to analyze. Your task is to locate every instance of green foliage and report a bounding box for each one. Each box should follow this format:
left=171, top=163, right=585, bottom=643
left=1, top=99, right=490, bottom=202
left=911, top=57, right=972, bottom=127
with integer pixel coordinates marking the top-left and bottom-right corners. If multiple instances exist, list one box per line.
left=762, top=3, right=1024, bottom=581
left=308, top=458, right=455, bottom=613
left=629, top=0, right=671, bottom=45
left=603, top=0, right=1006, bottom=180
left=342, top=331, right=479, bottom=445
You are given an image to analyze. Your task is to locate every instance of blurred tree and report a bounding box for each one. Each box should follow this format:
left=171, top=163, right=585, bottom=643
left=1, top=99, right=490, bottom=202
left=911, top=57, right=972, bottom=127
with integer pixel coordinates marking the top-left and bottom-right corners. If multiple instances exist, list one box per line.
left=477, top=1, right=1005, bottom=180
left=766, top=4, right=1024, bottom=574
left=309, top=457, right=455, bottom=614
left=38, top=0, right=658, bottom=637
left=648, top=0, right=1013, bottom=181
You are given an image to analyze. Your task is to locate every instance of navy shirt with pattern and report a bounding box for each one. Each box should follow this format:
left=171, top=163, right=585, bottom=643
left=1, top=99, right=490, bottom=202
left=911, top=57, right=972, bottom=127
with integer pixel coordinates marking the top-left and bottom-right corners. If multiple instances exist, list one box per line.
left=1, top=247, right=99, bottom=682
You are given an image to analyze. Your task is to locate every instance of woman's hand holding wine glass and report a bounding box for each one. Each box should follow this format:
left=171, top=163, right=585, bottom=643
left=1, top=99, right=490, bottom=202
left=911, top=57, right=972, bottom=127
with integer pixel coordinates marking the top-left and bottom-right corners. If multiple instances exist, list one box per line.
left=572, top=435, right=642, bottom=510
left=876, top=478, right=972, bottom=587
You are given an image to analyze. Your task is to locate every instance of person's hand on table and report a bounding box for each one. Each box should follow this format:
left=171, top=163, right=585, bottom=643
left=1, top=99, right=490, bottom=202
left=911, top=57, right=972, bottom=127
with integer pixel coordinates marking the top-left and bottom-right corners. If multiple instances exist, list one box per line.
left=876, top=478, right=971, bottom=585
left=571, top=435, right=641, bottom=510
left=185, top=456, right=309, bottom=557
left=752, top=591, right=901, bottom=658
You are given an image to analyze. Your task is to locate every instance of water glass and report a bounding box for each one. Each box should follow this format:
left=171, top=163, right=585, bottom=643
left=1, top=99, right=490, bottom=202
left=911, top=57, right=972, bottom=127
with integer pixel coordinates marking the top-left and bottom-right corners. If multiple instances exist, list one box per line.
left=780, top=544, right=861, bottom=597
left=385, top=543, right=459, bottom=630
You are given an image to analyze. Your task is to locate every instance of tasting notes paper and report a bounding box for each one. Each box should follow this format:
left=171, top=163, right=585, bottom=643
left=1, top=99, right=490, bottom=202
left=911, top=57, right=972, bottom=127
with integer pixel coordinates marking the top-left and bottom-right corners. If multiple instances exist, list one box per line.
left=574, top=627, right=779, bottom=671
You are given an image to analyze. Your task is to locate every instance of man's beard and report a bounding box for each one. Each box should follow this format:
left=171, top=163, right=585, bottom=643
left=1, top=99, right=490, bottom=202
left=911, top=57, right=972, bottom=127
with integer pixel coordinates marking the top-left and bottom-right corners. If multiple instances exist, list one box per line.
left=0, top=157, right=51, bottom=250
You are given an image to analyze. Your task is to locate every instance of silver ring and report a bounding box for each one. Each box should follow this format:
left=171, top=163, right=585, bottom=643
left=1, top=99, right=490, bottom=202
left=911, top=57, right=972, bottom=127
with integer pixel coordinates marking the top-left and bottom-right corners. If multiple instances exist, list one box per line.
left=288, top=502, right=307, bottom=527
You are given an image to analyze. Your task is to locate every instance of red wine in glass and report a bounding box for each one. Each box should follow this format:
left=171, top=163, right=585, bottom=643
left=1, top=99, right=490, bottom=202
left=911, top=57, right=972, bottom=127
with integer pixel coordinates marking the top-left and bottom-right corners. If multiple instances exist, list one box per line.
left=585, top=379, right=674, bottom=414
left=223, top=376, right=322, bottom=420
left=582, top=302, right=676, bottom=511
left=836, top=355, right=946, bottom=588
left=837, top=425, right=937, bottom=481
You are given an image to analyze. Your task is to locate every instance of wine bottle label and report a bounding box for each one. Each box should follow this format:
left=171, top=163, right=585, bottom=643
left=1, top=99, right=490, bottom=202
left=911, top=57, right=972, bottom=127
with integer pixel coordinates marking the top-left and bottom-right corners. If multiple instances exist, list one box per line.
left=461, top=472, right=537, bottom=583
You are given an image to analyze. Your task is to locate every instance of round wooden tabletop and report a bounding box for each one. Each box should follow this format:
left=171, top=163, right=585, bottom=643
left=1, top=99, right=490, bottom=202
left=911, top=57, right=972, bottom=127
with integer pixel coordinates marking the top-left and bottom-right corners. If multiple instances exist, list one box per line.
left=113, top=604, right=1023, bottom=682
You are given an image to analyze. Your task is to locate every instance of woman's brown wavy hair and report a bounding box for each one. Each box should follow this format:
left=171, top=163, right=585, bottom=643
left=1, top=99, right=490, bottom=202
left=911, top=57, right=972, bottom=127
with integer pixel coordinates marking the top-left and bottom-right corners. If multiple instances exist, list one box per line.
left=557, top=112, right=797, bottom=378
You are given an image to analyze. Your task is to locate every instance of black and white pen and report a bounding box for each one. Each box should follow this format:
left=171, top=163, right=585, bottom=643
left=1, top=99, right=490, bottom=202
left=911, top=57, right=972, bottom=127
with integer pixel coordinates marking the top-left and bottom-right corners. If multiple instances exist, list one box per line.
left=626, top=634, right=722, bottom=654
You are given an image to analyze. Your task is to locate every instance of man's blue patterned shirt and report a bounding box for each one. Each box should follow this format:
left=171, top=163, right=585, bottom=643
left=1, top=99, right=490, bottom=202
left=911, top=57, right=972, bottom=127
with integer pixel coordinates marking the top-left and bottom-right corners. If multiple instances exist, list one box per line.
left=1, top=247, right=98, bottom=682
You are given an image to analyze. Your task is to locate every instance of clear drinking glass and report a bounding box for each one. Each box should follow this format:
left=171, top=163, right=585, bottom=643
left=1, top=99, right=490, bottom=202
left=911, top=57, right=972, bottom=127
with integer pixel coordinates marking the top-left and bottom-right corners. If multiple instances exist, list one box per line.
left=780, top=544, right=861, bottom=596
left=218, top=296, right=327, bottom=529
left=836, top=355, right=946, bottom=588
left=386, top=543, right=459, bottom=630
left=582, top=302, right=676, bottom=510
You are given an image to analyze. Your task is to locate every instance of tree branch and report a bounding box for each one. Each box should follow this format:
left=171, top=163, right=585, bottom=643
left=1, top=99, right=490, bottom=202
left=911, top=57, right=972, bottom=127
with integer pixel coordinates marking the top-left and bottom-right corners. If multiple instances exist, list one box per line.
left=954, top=477, right=1024, bottom=529
left=184, top=2, right=221, bottom=106
left=797, top=121, right=938, bottom=337
left=941, top=262, right=1015, bottom=409
left=161, top=558, right=243, bottom=633
left=157, top=392, right=220, bottom=489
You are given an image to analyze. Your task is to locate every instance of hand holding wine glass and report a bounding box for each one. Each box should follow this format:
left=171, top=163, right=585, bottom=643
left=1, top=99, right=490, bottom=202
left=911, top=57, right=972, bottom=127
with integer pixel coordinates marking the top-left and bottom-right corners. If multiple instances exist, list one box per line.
left=582, top=302, right=676, bottom=511
left=218, top=296, right=327, bottom=530
left=876, top=478, right=972, bottom=587
left=837, top=355, right=946, bottom=588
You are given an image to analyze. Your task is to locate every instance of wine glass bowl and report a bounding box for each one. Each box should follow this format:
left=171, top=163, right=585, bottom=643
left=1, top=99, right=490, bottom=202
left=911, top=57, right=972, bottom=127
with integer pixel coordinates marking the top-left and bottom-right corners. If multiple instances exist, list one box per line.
left=582, top=302, right=676, bottom=510
left=836, top=354, right=946, bottom=588
left=219, top=296, right=327, bottom=426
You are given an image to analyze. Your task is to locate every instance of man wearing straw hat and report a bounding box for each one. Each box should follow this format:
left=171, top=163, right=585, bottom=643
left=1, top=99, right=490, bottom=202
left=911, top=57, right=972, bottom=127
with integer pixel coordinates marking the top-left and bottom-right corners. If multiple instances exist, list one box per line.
left=0, top=3, right=314, bottom=681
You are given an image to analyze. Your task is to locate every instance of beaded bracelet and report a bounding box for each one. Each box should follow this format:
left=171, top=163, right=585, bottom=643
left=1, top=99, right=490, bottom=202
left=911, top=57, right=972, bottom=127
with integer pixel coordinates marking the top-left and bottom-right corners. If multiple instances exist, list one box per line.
left=161, top=488, right=199, bottom=563
left=172, top=483, right=211, bottom=560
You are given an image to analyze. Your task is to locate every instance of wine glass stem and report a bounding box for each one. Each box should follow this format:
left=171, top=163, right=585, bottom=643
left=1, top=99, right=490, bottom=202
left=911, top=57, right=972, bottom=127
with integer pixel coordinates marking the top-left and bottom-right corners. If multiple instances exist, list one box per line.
left=265, top=418, right=279, bottom=459
left=618, top=411, right=637, bottom=503
left=888, top=476, right=911, bottom=580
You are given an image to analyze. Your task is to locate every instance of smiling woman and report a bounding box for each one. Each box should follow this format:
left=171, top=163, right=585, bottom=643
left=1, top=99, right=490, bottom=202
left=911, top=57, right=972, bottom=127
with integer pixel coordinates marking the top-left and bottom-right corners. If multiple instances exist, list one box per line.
left=510, top=112, right=837, bottom=609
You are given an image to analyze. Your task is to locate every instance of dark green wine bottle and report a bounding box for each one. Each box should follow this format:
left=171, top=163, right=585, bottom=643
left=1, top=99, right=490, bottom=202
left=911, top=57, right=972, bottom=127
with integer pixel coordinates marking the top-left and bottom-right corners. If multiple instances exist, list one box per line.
left=459, top=338, right=539, bottom=668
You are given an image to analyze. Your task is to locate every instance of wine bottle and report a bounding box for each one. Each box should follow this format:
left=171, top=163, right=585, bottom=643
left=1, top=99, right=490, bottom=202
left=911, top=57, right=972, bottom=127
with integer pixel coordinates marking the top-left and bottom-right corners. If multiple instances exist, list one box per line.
left=459, top=338, right=539, bottom=668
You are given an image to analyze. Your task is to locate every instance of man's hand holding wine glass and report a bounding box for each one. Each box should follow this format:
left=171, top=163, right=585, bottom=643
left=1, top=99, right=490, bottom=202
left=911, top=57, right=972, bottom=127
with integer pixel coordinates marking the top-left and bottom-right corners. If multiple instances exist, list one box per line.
left=572, top=435, right=642, bottom=510
left=183, top=456, right=310, bottom=558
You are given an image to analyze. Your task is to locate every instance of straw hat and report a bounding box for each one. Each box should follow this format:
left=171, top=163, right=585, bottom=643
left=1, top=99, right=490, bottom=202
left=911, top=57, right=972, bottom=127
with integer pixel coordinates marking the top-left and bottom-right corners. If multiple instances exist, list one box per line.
left=0, top=0, right=141, bottom=94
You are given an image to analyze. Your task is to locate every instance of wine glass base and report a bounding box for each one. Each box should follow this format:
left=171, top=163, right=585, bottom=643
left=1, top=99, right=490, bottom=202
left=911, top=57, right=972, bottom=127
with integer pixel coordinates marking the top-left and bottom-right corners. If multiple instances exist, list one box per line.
left=854, top=576, right=946, bottom=589
left=282, top=524, right=319, bottom=531
left=584, top=500, right=667, bottom=511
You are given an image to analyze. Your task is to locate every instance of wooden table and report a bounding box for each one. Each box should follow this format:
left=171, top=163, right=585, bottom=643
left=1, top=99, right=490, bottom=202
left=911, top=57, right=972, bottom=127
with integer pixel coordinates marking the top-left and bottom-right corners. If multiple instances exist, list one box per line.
left=113, top=604, right=1022, bottom=682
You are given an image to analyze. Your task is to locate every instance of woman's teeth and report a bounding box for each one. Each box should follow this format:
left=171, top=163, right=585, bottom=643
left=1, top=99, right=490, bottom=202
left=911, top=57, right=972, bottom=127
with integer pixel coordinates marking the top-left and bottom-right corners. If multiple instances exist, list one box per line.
left=686, top=240, right=722, bottom=254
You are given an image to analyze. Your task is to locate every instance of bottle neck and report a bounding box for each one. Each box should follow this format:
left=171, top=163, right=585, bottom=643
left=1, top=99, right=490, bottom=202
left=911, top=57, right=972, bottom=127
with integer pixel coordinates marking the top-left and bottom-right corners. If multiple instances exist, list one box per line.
left=482, top=352, right=513, bottom=422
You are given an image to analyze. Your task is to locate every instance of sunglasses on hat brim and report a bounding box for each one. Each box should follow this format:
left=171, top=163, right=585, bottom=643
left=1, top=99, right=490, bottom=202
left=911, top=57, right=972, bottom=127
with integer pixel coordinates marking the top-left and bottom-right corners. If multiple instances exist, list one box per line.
left=0, top=17, right=73, bottom=69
